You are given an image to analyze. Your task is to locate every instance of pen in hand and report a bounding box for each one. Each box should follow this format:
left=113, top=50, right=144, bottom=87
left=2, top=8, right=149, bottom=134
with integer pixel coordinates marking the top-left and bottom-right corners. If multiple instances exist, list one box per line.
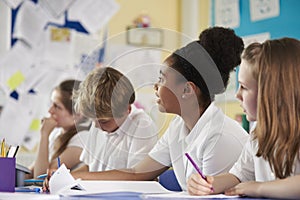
left=57, top=156, right=61, bottom=168
left=185, top=153, right=214, bottom=192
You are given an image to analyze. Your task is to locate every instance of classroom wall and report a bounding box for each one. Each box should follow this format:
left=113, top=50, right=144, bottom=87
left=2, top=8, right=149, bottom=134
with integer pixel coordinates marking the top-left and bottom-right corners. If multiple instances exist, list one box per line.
left=212, top=0, right=300, bottom=123
left=2, top=0, right=213, bottom=166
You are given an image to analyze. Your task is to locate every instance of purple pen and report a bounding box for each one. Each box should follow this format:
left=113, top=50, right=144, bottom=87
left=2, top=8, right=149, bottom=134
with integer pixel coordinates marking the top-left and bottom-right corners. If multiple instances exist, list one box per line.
left=185, top=153, right=207, bottom=180
left=185, top=153, right=214, bottom=192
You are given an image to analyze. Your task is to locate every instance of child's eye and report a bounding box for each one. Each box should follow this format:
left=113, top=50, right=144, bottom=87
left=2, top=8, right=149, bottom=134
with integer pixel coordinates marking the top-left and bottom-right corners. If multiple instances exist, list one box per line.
left=240, top=85, right=246, bottom=90
left=158, top=77, right=163, bottom=83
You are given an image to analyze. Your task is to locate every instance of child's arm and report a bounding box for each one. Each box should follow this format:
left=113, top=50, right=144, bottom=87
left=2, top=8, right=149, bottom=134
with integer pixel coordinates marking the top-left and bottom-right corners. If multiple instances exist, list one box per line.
left=187, top=173, right=240, bottom=195
left=225, top=175, right=300, bottom=199
left=71, top=155, right=169, bottom=181
left=33, top=117, right=57, bottom=178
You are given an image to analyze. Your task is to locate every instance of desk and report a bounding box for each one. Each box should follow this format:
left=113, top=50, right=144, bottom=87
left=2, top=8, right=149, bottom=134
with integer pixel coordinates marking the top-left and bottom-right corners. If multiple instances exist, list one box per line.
left=0, top=191, right=284, bottom=200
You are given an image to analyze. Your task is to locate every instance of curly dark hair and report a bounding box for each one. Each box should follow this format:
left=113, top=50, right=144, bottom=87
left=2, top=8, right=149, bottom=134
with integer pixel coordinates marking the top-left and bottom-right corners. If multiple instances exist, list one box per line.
left=166, top=26, right=244, bottom=105
left=199, top=26, right=244, bottom=87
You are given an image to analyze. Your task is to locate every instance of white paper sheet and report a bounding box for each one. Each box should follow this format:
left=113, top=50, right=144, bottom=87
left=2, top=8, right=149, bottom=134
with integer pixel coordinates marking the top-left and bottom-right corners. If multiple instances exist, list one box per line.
left=242, top=32, right=271, bottom=47
left=250, top=0, right=280, bottom=22
left=3, top=0, right=24, bottom=9
left=59, top=180, right=172, bottom=196
left=13, top=1, right=49, bottom=47
left=0, top=41, right=35, bottom=94
left=38, top=0, right=75, bottom=19
left=38, top=0, right=66, bottom=25
left=49, top=164, right=80, bottom=194
left=72, top=31, right=101, bottom=68
left=39, top=26, right=74, bottom=68
left=48, top=164, right=171, bottom=195
left=68, top=0, right=119, bottom=33
left=215, top=0, right=240, bottom=28
left=0, top=94, right=37, bottom=145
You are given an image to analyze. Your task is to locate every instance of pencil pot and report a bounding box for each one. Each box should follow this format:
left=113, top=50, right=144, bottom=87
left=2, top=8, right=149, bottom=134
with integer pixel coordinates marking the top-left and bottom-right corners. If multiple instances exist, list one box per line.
left=0, top=157, right=15, bottom=192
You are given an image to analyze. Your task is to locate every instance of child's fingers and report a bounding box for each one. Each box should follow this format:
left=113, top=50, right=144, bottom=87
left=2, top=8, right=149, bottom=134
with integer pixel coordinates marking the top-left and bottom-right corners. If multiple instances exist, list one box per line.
left=187, top=174, right=214, bottom=195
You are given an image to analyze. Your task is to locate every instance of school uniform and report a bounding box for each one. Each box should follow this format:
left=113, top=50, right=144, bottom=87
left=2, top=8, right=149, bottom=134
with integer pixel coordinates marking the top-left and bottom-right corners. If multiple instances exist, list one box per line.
left=48, top=128, right=90, bottom=161
left=80, top=105, right=158, bottom=171
left=229, top=134, right=300, bottom=182
left=149, top=103, right=249, bottom=191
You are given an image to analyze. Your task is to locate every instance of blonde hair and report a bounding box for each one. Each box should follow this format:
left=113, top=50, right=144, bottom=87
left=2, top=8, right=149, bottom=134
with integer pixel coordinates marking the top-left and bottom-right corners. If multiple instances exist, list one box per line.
left=74, top=67, right=135, bottom=119
left=245, top=38, right=300, bottom=178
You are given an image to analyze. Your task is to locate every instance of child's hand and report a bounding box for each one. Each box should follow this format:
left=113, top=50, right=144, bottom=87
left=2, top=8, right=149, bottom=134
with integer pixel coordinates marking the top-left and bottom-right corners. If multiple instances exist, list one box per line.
left=42, top=168, right=56, bottom=193
left=40, top=117, right=57, bottom=137
left=187, top=173, right=214, bottom=196
left=225, top=181, right=261, bottom=197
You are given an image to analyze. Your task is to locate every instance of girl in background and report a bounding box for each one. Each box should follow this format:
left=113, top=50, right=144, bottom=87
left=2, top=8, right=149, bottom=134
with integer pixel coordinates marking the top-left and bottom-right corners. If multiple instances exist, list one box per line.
left=29, top=79, right=90, bottom=178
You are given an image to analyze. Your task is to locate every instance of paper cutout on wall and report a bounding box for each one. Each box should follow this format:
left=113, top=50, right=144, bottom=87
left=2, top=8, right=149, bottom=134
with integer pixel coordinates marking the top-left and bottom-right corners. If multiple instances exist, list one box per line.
left=29, top=119, right=40, bottom=131
left=7, top=71, right=25, bottom=91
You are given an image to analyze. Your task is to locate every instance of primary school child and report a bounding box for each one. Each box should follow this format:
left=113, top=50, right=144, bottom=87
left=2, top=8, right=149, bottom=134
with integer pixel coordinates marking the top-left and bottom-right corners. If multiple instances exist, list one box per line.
left=72, top=67, right=158, bottom=172
left=187, top=38, right=300, bottom=199
left=29, top=80, right=90, bottom=178
left=69, top=27, right=248, bottom=191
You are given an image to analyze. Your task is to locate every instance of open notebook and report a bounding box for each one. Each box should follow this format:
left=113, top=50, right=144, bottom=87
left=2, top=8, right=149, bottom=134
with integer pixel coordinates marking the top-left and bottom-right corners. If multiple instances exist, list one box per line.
left=49, top=164, right=172, bottom=196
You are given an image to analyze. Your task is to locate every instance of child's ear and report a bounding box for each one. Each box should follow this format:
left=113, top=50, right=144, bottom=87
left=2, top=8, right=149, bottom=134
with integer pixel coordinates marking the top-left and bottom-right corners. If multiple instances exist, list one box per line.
left=184, top=82, right=197, bottom=94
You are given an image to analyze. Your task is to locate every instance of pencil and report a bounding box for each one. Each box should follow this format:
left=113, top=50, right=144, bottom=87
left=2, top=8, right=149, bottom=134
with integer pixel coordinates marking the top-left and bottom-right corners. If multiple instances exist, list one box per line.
left=1, top=138, right=5, bottom=157
left=6, top=145, right=11, bottom=157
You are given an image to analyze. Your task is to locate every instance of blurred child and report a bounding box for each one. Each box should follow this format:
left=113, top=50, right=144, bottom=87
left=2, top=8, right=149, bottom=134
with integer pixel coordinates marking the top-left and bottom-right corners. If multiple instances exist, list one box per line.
left=29, top=79, right=90, bottom=178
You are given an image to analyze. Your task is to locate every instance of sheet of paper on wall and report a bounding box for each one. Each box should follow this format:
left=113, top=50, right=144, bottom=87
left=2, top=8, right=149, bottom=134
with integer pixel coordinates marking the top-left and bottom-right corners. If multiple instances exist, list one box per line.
left=37, top=1, right=66, bottom=25
left=72, top=31, right=102, bottom=69
left=0, top=95, right=37, bottom=146
left=242, top=32, right=271, bottom=47
left=31, top=67, right=79, bottom=94
left=215, top=0, right=240, bottom=28
left=13, top=0, right=49, bottom=47
left=68, top=0, right=119, bottom=33
left=38, top=0, right=76, bottom=19
left=250, top=0, right=280, bottom=22
left=22, top=94, right=49, bottom=150
left=0, top=41, right=35, bottom=94
left=3, top=0, right=24, bottom=9
left=104, top=44, right=161, bottom=87
left=38, top=26, right=74, bottom=69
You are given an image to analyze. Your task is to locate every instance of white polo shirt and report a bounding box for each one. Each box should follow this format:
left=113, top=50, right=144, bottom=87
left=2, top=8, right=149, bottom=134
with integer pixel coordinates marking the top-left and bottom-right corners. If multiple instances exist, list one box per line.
left=229, top=134, right=300, bottom=182
left=80, top=106, right=158, bottom=171
left=49, top=128, right=90, bottom=161
left=149, top=103, right=249, bottom=191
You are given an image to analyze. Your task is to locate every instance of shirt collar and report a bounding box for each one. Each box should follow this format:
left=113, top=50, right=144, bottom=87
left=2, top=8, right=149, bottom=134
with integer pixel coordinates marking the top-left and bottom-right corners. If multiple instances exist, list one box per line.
left=185, top=102, right=219, bottom=144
